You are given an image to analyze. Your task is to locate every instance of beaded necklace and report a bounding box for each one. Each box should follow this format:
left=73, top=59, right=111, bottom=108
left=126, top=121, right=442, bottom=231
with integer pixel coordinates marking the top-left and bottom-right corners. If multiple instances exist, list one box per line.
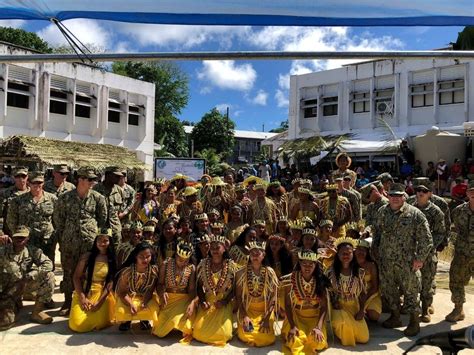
left=166, top=258, right=193, bottom=289
left=291, top=270, right=318, bottom=303
left=246, top=264, right=266, bottom=298
left=129, top=263, right=154, bottom=295
left=203, top=258, right=230, bottom=295
left=336, top=272, right=363, bottom=302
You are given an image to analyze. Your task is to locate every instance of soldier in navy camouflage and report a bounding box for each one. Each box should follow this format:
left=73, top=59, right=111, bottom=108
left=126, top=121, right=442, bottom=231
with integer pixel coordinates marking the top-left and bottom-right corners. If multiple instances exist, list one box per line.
left=0, top=167, right=30, bottom=235
left=118, top=169, right=136, bottom=225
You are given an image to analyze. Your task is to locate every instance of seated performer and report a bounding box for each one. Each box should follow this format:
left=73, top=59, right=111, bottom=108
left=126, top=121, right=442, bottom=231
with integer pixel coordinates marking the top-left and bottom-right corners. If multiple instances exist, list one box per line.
left=229, top=226, right=257, bottom=269
left=115, top=242, right=159, bottom=331
left=69, top=228, right=116, bottom=332
left=235, top=241, right=279, bottom=347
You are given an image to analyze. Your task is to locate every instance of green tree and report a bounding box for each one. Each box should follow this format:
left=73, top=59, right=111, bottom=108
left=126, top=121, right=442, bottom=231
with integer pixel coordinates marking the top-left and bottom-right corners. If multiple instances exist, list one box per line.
left=0, top=27, right=52, bottom=53
left=270, top=120, right=289, bottom=133
left=190, top=108, right=235, bottom=159
left=155, top=115, right=189, bottom=157
left=452, top=26, right=474, bottom=50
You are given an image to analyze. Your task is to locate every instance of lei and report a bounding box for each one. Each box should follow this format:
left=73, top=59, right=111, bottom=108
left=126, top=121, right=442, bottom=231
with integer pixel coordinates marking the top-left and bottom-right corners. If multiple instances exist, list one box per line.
left=202, top=258, right=232, bottom=296
left=165, top=257, right=193, bottom=289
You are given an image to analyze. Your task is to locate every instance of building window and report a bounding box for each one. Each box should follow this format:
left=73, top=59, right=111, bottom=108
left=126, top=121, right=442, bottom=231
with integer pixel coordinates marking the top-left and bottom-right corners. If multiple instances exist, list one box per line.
left=411, top=83, right=434, bottom=108
left=439, top=80, right=464, bottom=105
left=301, top=98, right=317, bottom=118
left=7, top=82, right=30, bottom=109
left=353, top=92, right=370, bottom=113
left=108, top=101, right=121, bottom=123
left=322, top=96, right=338, bottom=116
left=75, top=95, right=92, bottom=118
left=128, top=106, right=140, bottom=126
left=50, top=89, right=68, bottom=115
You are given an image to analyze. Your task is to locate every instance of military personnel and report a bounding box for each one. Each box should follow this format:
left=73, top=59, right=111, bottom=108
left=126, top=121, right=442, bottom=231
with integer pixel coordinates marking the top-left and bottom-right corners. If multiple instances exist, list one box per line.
left=336, top=176, right=359, bottom=221
left=373, top=183, right=433, bottom=336
left=44, top=164, right=75, bottom=197
left=7, top=172, right=58, bottom=263
left=0, top=166, right=30, bottom=235
left=343, top=173, right=362, bottom=220
left=410, top=180, right=446, bottom=323
left=445, top=180, right=474, bottom=322
left=93, top=166, right=124, bottom=248
left=118, top=169, right=135, bottom=224
left=361, top=181, right=388, bottom=237
left=0, top=226, right=55, bottom=330
left=53, top=167, right=107, bottom=316
left=376, top=172, right=394, bottom=197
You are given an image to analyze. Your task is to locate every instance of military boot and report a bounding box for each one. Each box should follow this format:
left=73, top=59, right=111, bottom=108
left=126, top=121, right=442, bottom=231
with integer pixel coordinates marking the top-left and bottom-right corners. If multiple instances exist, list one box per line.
left=420, top=303, right=431, bottom=323
left=30, top=302, right=53, bottom=325
left=404, top=313, right=420, bottom=336
left=382, top=310, right=402, bottom=328
left=445, top=304, right=465, bottom=323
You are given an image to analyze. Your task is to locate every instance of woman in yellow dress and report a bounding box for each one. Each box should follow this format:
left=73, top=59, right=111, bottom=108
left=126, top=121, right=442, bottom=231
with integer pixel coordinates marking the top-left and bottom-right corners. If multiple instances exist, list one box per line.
left=193, top=233, right=210, bottom=266
left=153, top=241, right=196, bottom=343
left=156, top=218, right=178, bottom=266
left=225, top=205, right=248, bottom=244
left=192, top=235, right=236, bottom=346
left=235, top=241, right=279, bottom=347
left=116, top=221, right=143, bottom=267
left=265, top=234, right=293, bottom=279
left=115, top=241, right=160, bottom=331
left=229, top=226, right=257, bottom=269
left=133, top=185, right=159, bottom=224
left=328, top=237, right=369, bottom=346
left=69, top=229, right=116, bottom=332
left=282, top=249, right=330, bottom=354
left=355, top=238, right=381, bottom=321
left=316, top=220, right=337, bottom=271
left=159, top=186, right=180, bottom=224
left=290, top=187, right=320, bottom=227
left=274, top=218, right=291, bottom=240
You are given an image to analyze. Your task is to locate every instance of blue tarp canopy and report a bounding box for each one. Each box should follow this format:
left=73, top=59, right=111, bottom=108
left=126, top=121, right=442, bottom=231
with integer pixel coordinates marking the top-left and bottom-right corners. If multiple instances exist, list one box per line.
left=0, top=0, right=473, bottom=26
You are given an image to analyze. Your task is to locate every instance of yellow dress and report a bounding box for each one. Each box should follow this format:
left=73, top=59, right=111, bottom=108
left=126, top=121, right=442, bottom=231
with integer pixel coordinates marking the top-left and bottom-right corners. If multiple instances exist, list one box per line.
left=329, top=270, right=369, bottom=346
left=281, top=271, right=328, bottom=354
left=236, top=266, right=279, bottom=347
left=69, top=262, right=115, bottom=333
left=152, top=260, right=194, bottom=338
left=192, top=259, right=236, bottom=346
left=229, top=245, right=248, bottom=270
left=225, top=223, right=247, bottom=244
left=363, top=268, right=382, bottom=314
left=115, top=265, right=160, bottom=322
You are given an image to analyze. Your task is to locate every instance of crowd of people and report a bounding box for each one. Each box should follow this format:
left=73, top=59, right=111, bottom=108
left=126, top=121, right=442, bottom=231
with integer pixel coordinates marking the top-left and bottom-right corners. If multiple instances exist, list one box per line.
left=0, top=152, right=472, bottom=353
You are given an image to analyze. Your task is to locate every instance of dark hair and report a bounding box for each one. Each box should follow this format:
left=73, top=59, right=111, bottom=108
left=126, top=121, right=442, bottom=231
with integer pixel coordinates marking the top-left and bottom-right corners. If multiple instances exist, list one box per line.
left=266, top=185, right=286, bottom=197
left=120, top=241, right=156, bottom=269
left=275, top=220, right=291, bottom=238
left=178, top=217, right=191, bottom=227
left=265, top=241, right=293, bottom=276
left=234, top=226, right=256, bottom=247
left=84, top=235, right=116, bottom=294
left=159, top=218, right=177, bottom=260
left=192, top=217, right=210, bottom=234
left=333, top=243, right=360, bottom=282
left=194, top=233, right=210, bottom=265
left=294, top=258, right=330, bottom=297
left=297, top=234, right=318, bottom=253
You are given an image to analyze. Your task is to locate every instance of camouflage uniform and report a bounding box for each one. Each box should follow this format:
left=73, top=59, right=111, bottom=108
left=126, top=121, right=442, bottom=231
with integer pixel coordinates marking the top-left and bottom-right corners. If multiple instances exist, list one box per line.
left=119, top=183, right=136, bottom=224
left=373, top=202, right=433, bottom=314
left=7, top=191, right=58, bottom=262
left=365, top=195, right=389, bottom=231
left=94, top=183, right=124, bottom=247
left=340, top=188, right=360, bottom=221
left=0, top=186, right=30, bottom=234
left=412, top=201, right=446, bottom=309
left=53, top=188, right=107, bottom=301
left=44, top=180, right=76, bottom=197
left=0, top=244, right=55, bottom=328
left=449, top=202, right=474, bottom=305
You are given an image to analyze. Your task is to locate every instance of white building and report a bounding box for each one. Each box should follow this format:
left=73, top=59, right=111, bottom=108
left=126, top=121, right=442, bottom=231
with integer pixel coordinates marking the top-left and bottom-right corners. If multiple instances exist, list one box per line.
left=0, top=42, right=155, bottom=178
left=288, top=57, right=473, bottom=162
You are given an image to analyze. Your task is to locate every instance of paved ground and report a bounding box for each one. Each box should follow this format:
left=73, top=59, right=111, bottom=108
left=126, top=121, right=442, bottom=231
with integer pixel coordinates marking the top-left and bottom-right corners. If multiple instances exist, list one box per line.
left=1, top=261, right=473, bottom=354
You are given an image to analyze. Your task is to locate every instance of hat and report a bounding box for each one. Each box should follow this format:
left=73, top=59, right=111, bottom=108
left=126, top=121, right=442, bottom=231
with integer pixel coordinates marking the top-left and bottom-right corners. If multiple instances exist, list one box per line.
left=183, top=186, right=198, bottom=197
left=360, top=183, right=377, bottom=201
left=76, top=167, right=97, bottom=179
left=29, top=171, right=45, bottom=183
left=13, top=166, right=28, bottom=177
left=234, top=184, right=246, bottom=193
left=209, top=235, right=227, bottom=244
left=388, top=183, right=406, bottom=196
left=170, top=174, right=189, bottom=182
left=302, top=228, right=317, bottom=237
left=343, top=174, right=353, bottom=181
left=53, top=164, right=70, bottom=173
left=97, top=227, right=112, bottom=237
left=334, top=177, right=343, bottom=182
left=335, top=152, right=352, bottom=168
left=413, top=177, right=432, bottom=191
left=298, top=187, right=311, bottom=195
left=154, top=177, right=166, bottom=185
left=130, top=221, right=143, bottom=231
left=269, top=181, right=281, bottom=188
left=288, top=219, right=306, bottom=230
left=438, top=158, right=446, bottom=164
left=12, top=225, right=30, bottom=238
left=291, top=178, right=302, bottom=185
left=468, top=180, right=474, bottom=190
left=145, top=217, right=159, bottom=226
left=243, top=175, right=264, bottom=187
left=372, top=180, right=383, bottom=189
left=253, top=183, right=266, bottom=191
left=319, top=219, right=334, bottom=228
left=122, top=223, right=132, bottom=230
left=358, top=238, right=372, bottom=249
left=245, top=241, right=266, bottom=251
left=176, top=241, right=194, bottom=259
left=105, top=166, right=124, bottom=176
left=201, top=174, right=212, bottom=182
left=377, top=172, right=394, bottom=183
left=334, top=236, right=358, bottom=249
left=145, top=184, right=158, bottom=194
left=297, top=249, right=319, bottom=262
left=194, top=213, right=208, bottom=221
left=196, top=234, right=211, bottom=243
left=210, top=177, right=226, bottom=186
left=208, top=208, right=220, bottom=217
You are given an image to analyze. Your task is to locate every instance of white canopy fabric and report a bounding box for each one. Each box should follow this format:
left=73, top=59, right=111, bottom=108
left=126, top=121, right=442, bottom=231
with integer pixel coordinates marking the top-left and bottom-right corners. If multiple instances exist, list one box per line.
left=0, top=1, right=472, bottom=26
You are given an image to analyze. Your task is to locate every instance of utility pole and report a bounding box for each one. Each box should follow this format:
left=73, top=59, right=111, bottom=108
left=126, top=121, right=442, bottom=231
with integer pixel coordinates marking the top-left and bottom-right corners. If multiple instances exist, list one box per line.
left=226, top=106, right=229, bottom=118
left=262, top=124, right=265, bottom=132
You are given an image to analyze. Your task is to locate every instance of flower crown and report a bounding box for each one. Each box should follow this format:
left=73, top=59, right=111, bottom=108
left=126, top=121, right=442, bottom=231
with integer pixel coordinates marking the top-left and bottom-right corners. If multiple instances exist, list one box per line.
left=210, top=222, right=224, bottom=229
left=298, top=249, right=319, bottom=262
left=334, top=236, right=358, bottom=249
left=196, top=234, right=211, bottom=243
left=302, top=228, right=317, bottom=237
left=253, top=219, right=266, bottom=226
left=209, top=235, right=227, bottom=244
left=245, top=241, right=266, bottom=251
left=194, top=213, right=208, bottom=221
left=288, top=219, right=306, bottom=230
left=345, top=221, right=365, bottom=231
left=176, top=241, right=194, bottom=259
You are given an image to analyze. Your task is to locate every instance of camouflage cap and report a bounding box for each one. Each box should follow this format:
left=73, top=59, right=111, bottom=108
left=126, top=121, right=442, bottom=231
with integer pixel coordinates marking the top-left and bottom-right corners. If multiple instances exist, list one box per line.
left=29, top=171, right=45, bottom=183
left=372, top=180, right=383, bottom=190
left=377, top=172, right=394, bottom=183
left=207, top=208, right=220, bottom=216
left=97, top=227, right=112, bottom=237
left=360, top=183, right=376, bottom=201
left=413, top=177, right=432, bottom=191
left=468, top=180, right=474, bottom=190
left=388, top=183, right=406, bottom=196
left=12, top=225, right=30, bottom=238
left=319, top=219, right=334, bottom=228
left=105, top=166, right=124, bottom=176
left=76, top=167, right=98, bottom=179
left=334, top=176, right=343, bottom=182
left=53, top=164, right=70, bottom=173
left=13, top=166, right=28, bottom=177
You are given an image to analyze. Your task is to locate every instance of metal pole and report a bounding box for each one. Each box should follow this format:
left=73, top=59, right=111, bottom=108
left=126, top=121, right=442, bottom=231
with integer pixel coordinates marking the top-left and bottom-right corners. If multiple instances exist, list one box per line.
left=0, top=50, right=474, bottom=63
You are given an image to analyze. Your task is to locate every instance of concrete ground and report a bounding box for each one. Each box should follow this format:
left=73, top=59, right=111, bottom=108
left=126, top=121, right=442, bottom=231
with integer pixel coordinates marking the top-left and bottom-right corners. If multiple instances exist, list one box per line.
left=1, top=261, right=473, bottom=355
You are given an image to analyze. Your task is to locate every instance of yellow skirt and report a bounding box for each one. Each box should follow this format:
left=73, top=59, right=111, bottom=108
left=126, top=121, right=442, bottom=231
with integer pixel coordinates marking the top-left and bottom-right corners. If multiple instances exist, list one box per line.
left=331, top=299, right=369, bottom=346
left=69, top=283, right=115, bottom=333
left=192, top=294, right=233, bottom=346
left=152, top=293, right=193, bottom=337
left=237, top=300, right=275, bottom=347
left=365, top=291, right=382, bottom=314
left=115, top=294, right=159, bottom=322
left=282, top=307, right=328, bottom=354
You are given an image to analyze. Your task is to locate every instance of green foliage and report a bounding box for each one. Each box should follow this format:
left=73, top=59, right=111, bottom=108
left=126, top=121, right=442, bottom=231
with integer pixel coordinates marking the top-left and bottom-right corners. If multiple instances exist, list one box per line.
left=270, top=120, right=289, bottom=133
left=195, top=148, right=222, bottom=175
left=190, top=108, right=235, bottom=159
left=452, top=26, right=474, bottom=50
left=155, top=115, right=188, bottom=157
left=0, top=27, right=52, bottom=53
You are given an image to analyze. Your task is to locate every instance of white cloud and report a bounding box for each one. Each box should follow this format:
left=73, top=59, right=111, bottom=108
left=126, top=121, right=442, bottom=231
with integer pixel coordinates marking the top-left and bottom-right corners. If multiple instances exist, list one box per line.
left=251, top=90, right=268, bottom=106
left=215, top=103, right=232, bottom=113
left=197, top=60, right=256, bottom=92
left=234, top=110, right=244, bottom=117
left=0, top=20, right=26, bottom=28
left=37, top=19, right=111, bottom=48
left=275, top=90, right=289, bottom=108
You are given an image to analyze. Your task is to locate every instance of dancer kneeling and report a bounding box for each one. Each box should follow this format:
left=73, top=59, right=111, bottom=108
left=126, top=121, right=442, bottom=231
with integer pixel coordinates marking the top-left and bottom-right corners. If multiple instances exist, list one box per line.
left=115, top=241, right=159, bottom=331
left=282, top=249, right=330, bottom=354
left=69, top=228, right=116, bottom=332
left=153, top=241, right=196, bottom=343
left=192, top=235, right=236, bottom=346
left=328, top=237, right=369, bottom=346
left=235, top=241, right=279, bottom=347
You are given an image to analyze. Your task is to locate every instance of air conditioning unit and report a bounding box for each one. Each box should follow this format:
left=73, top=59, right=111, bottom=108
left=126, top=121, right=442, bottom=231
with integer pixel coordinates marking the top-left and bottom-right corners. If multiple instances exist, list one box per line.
left=376, top=101, right=393, bottom=115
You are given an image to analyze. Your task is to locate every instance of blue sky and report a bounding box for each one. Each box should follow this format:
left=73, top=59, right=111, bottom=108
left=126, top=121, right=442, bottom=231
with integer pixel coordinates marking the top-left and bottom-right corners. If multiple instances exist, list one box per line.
left=0, top=19, right=464, bottom=131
